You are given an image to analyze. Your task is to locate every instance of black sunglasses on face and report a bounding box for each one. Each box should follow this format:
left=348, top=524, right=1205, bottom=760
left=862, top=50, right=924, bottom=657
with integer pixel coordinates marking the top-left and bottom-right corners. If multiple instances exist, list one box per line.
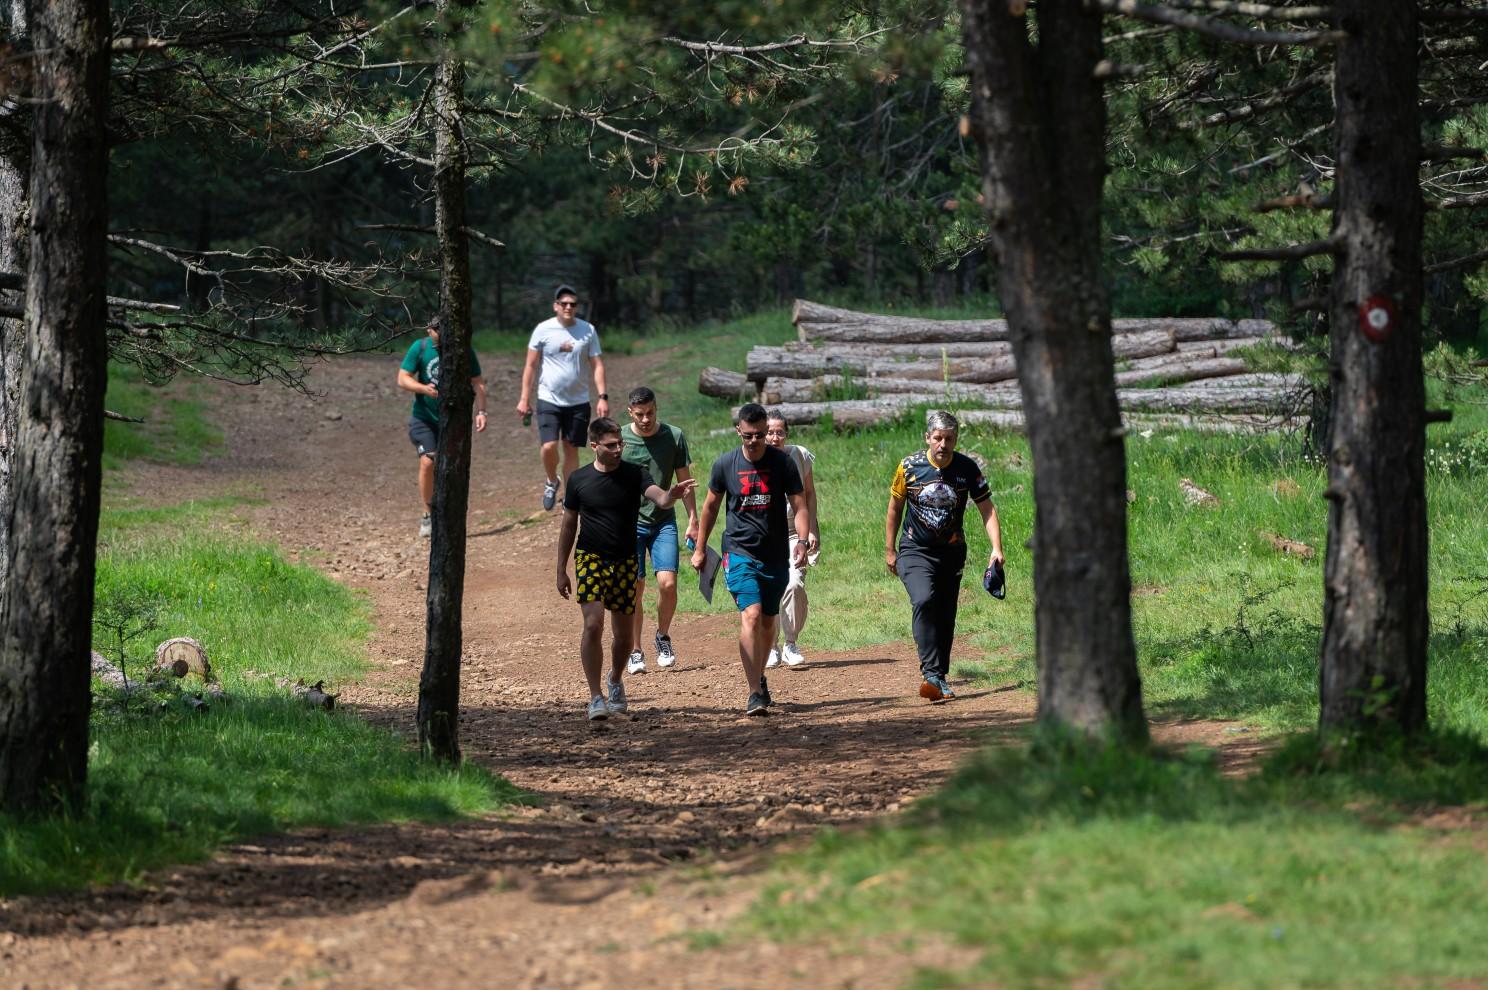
left=737, top=430, right=766, bottom=440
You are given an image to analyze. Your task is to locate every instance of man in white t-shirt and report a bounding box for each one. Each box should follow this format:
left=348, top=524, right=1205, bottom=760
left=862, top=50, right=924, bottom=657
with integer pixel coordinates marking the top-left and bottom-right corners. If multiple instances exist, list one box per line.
left=765, top=411, right=820, bottom=668
left=517, top=285, right=610, bottom=510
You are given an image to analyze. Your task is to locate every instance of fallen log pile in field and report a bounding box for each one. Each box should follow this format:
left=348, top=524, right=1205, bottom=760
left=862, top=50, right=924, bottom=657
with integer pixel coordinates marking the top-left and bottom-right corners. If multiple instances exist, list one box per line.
left=698, top=299, right=1309, bottom=432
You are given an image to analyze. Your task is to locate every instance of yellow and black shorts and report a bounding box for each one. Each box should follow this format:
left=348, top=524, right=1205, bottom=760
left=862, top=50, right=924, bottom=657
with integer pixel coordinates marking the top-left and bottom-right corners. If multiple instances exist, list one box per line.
left=574, top=551, right=639, bottom=613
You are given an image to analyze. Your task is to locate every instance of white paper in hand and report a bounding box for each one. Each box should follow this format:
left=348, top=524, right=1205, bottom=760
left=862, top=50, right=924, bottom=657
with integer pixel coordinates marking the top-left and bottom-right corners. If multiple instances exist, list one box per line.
left=698, top=546, right=723, bottom=604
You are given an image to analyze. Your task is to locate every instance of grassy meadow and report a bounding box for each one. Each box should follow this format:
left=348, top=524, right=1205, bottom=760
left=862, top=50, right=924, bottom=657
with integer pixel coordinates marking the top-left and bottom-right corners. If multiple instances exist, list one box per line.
left=1, top=366, right=522, bottom=896
left=593, top=308, right=1488, bottom=988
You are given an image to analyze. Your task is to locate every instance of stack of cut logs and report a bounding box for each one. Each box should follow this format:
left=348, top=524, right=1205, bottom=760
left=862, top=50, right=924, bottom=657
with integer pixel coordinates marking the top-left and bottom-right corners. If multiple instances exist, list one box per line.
left=698, top=300, right=1309, bottom=432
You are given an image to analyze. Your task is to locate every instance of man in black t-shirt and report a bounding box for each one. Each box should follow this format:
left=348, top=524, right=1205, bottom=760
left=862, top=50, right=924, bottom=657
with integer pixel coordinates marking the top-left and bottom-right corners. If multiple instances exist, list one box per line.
left=690, top=403, right=808, bottom=716
left=557, top=417, right=696, bottom=721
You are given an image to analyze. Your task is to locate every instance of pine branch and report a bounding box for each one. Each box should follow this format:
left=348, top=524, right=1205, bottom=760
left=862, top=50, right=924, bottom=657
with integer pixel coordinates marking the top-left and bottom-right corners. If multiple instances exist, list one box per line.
left=1218, top=235, right=1341, bottom=261
left=1099, top=0, right=1346, bottom=45
left=1425, top=247, right=1488, bottom=274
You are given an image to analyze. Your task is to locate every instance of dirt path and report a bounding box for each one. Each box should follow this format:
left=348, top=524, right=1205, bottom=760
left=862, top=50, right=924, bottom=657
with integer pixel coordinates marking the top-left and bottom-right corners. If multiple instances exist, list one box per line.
left=2, top=353, right=1262, bottom=990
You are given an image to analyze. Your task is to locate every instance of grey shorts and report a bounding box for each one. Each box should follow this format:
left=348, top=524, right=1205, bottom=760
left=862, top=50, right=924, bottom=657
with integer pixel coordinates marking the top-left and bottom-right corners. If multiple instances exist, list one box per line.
left=409, top=418, right=438, bottom=458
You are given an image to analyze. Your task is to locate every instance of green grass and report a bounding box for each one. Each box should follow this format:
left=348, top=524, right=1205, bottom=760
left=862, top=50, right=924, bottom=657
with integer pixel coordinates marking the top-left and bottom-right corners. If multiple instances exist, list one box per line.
left=102, top=362, right=222, bottom=470
left=1, top=382, right=522, bottom=896
left=756, top=738, right=1488, bottom=989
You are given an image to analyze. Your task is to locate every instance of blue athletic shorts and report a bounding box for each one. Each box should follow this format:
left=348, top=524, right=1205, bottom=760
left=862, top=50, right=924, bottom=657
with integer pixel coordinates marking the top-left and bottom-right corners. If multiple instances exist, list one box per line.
left=724, top=553, right=789, bottom=616
left=635, top=519, right=679, bottom=578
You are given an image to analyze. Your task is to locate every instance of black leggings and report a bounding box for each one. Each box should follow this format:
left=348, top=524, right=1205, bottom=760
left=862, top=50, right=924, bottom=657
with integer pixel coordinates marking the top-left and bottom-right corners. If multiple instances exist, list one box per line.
left=897, top=543, right=966, bottom=680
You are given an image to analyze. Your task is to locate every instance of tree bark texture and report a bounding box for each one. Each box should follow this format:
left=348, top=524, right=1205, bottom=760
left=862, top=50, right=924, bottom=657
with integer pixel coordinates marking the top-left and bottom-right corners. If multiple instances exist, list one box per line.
left=0, top=0, right=29, bottom=600
left=960, top=0, right=1146, bottom=742
left=1318, top=0, right=1427, bottom=736
left=0, top=0, right=108, bottom=814
left=418, top=41, right=472, bottom=765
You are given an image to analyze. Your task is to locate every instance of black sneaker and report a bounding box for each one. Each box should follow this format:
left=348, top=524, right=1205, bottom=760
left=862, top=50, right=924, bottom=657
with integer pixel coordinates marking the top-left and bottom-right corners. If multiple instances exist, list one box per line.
left=746, top=692, right=768, bottom=716
left=759, top=674, right=772, bottom=707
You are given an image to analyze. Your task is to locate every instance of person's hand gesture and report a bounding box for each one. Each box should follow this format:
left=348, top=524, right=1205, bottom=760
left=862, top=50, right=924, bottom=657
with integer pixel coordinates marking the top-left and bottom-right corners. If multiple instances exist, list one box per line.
left=884, top=547, right=898, bottom=576
left=425, top=384, right=439, bottom=398
left=557, top=568, right=571, bottom=599
left=669, top=478, right=698, bottom=501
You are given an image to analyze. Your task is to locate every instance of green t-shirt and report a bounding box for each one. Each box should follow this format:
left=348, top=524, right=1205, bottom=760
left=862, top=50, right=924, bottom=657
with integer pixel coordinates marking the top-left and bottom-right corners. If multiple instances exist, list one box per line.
left=622, top=422, right=690, bottom=526
left=400, top=336, right=483, bottom=425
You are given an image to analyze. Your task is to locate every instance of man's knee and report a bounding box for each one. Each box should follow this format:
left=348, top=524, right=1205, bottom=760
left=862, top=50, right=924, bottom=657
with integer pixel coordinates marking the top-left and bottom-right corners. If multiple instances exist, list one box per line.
left=541, top=440, right=560, bottom=455
left=655, top=572, right=678, bottom=597
left=740, top=604, right=764, bottom=627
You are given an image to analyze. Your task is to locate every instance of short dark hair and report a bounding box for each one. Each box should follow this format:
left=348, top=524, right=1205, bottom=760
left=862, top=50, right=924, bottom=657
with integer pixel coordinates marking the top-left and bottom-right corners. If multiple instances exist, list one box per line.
left=426, top=315, right=442, bottom=333
left=588, top=416, right=621, bottom=443
left=766, top=409, right=788, bottom=430
left=553, top=284, right=579, bottom=302
left=628, top=386, right=656, bottom=407
left=736, top=402, right=768, bottom=426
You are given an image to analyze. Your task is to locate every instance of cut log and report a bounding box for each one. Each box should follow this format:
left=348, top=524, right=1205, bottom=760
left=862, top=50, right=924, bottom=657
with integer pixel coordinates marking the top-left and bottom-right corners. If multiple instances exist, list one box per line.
left=697, top=366, right=756, bottom=400
left=748, top=329, right=1175, bottom=383
left=758, top=397, right=1305, bottom=433
left=1115, top=356, right=1250, bottom=387
left=760, top=374, right=1019, bottom=405
left=793, top=298, right=1274, bottom=345
left=154, top=637, right=211, bottom=680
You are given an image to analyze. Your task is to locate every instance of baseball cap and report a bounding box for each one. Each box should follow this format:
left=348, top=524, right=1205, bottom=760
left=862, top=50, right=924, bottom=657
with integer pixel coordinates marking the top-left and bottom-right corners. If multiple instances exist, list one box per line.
left=553, top=284, right=579, bottom=301
left=983, top=560, right=1005, bottom=600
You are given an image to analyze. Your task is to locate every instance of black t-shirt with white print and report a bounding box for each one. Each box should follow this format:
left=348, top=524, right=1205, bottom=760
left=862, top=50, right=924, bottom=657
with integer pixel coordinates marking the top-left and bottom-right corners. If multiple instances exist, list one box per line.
left=707, top=445, right=803, bottom=568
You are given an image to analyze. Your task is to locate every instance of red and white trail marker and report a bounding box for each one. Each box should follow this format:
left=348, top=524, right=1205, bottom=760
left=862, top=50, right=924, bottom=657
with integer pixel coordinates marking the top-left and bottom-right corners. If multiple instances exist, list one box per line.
left=1359, top=295, right=1396, bottom=343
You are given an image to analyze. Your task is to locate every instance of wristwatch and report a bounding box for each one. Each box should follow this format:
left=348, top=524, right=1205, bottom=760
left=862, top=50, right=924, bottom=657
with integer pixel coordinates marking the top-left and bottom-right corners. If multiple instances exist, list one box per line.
left=598, top=392, right=609, bottom=400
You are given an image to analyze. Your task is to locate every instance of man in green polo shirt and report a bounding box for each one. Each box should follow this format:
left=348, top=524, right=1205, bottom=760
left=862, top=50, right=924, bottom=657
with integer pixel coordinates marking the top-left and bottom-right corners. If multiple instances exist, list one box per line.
left=621, top=386, right=698, bottom=673
left=397, top=315, right=488, bottom=538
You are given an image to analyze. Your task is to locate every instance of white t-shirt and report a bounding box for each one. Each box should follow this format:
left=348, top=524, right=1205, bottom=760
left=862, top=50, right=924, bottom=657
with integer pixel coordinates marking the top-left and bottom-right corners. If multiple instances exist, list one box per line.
left=528, top=317, right=601, bottom=407
left=784, top=444, right=814, bottom=531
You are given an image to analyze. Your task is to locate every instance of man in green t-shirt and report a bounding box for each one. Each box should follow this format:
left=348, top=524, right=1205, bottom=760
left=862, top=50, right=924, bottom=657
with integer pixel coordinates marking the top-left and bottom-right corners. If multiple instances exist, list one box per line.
left=620, top=386, right=698, bottom=673
left=396, top=316, right=488, bottom=538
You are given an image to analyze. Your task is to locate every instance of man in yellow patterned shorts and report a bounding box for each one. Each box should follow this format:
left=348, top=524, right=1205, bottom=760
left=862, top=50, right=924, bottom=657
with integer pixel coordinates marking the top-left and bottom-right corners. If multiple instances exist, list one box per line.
left=557, top=417, right=696, bottom=721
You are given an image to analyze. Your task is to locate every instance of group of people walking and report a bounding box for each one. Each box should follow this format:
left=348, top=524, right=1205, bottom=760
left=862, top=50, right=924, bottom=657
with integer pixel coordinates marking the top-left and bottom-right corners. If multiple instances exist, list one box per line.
left=397, top=285, right=1005, bottom=720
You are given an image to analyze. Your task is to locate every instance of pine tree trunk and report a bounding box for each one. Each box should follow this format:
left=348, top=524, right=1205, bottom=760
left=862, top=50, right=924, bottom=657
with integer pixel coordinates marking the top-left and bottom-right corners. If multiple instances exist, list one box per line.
left=418, top=36, right=473, bottom=765
left=0, top=0, right=29, bottom=600
left=1318, top=0, right=1427, bottom=736
left=960, top=0, right=1146, bottom=742
left=0, top=0, right=109, bottom=814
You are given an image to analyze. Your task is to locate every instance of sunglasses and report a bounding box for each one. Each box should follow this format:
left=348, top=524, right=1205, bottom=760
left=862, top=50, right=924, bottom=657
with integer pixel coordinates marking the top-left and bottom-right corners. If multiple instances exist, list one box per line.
left=737, top=430, right=767, bottom=441
left=556, top=301, right=579, bottom=308
left=593, top=440, right=623, bottom=450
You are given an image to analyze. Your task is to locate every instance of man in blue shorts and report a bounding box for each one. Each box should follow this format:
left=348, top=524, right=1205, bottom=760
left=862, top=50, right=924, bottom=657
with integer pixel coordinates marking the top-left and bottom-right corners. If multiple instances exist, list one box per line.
left=396, top=315, right=488, bottom=538
left=621, top=387, right=698, bottom=674
left=690, top=403, right=809, bottom=715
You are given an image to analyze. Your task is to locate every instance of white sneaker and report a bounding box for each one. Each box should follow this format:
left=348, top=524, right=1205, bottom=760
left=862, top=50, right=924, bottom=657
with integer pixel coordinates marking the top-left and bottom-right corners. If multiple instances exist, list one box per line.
left=654, top=633, right=677, bottom=669
left=626, top=650, right=646, bottom=675
left=606, top=673, right=628, bottom=713
left=781, top=643, right=806, bottom=667
left=587, top=695, right=609, bottom=721
left=766, top=648, right=780, bottom=669
left=418, top=513, right=432, bottom=538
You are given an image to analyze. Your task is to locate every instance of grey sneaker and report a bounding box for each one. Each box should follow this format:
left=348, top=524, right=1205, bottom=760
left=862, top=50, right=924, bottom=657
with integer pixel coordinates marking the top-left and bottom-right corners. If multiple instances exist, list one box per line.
left=626, top=649, right=646, bottom=675
left=606, top=673, right=628, bottom=713
left=746, top=692, right=768, bottom=716
left=759, top=675, right=772, bottom=707
left=418, top=513, right=432, bottom=538
left=654, top=633, right=676, bottom=668
left=542, top=478, right=560, bottom=511
left=587, top=695, right=609, bottom=721
left=781, top=643, right=805, bottom=667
